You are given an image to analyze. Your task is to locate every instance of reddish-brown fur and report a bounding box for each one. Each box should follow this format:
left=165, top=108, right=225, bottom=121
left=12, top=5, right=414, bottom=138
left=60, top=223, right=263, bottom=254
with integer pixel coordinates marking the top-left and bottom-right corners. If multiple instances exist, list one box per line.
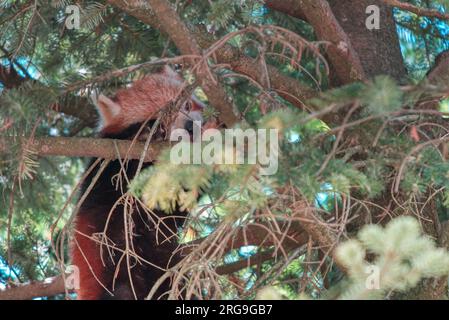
left=71, top=67, right=203, bottom=300
left=71, top=126, right=187, bottom=300
left=96, top=66, right=204, bottom=134
left=71, top=213, right=107, bottom=300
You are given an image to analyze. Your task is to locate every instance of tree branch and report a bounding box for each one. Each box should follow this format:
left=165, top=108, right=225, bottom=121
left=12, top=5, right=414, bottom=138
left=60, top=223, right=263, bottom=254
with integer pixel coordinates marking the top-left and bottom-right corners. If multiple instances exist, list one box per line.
left=107, top=0, right=162, bottom=29
left=0, top=136, right=165, bottom=161
left=213, top=221, right=309, bottom=275
left=216, top=249, right=280, bottom=275
left=296, top=0, right=365, bottom=84
left=0, top=275, right=71, bottom=300
left=271, top=0, right=406, bottom=82
left=108, top=0, right=317, bottom=111
left=143, top=0, right=238, bottom=127
left=198, top=35, right=317, bottom=108
left=0, top=222, right=308, bottom=298
left=292, top=203, right=346, bottom=271
left=265, top=0, right=307, bottom=21
left=427, top=50, right=449, bottom=84
left=181, top=221, right=308, bottom=256
left=382, top=0, right=449, bottom=21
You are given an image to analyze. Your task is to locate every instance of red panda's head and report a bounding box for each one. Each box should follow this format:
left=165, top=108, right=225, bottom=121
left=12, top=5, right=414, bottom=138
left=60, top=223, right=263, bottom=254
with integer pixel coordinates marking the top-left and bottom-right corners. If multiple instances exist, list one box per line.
left=92, top=66, right=205, bottom=135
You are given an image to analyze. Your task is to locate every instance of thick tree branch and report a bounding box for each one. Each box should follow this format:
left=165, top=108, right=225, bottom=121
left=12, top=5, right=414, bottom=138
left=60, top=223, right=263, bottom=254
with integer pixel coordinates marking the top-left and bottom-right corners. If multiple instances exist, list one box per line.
left=214, top=221, right=309, bottom=275
left=265, top=0, right=306, bottom=21
left=427, top=50, right=449, bottom=84
left=269, top=0, right=406, bottom=82
left=0, top=136, right=165, bottom=161
left=107, top=0, right=162, bottom=29
left=181, top=221, right=308, bottom=256
left=0, top=275, right=71, bottom=300
left=382, top=0, right=449, bottom=21
left=291, top=204, right=346, bottom=272
left=267, top=0, right=366, bottom=83
left=297, top=0, right=365, bottom=84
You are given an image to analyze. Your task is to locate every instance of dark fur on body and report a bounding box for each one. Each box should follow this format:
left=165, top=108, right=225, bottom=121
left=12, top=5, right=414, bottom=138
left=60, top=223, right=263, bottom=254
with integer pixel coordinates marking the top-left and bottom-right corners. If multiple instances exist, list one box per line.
left=72, top=122, right=187, bottom=300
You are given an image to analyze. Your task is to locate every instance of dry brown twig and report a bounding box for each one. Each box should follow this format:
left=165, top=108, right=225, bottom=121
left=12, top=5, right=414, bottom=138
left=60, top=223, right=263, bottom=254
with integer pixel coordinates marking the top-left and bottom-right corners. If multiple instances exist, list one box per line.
left=382, top=0, right=449, bottom=21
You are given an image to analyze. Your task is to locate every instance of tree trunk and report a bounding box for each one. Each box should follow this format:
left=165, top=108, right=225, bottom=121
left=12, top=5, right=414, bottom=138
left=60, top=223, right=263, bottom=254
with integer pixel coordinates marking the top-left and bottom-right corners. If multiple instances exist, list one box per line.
left=328, top=0, right=407, bottom=82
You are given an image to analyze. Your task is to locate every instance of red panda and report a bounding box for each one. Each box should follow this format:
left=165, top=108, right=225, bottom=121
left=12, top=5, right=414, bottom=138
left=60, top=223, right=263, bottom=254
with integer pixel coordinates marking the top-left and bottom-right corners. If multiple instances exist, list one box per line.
left=70, top=66, right=205, bottom=300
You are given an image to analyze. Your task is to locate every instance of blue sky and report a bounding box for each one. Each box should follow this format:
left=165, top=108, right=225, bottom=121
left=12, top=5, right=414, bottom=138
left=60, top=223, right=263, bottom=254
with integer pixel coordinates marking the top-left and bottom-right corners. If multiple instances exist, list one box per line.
left=0, top=57, right=40, bottom=90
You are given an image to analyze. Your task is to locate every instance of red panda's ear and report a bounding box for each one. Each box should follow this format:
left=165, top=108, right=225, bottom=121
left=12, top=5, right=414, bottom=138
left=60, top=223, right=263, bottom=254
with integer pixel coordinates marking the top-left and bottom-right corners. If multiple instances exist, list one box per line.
left=95, top=94, right=122, bottom=129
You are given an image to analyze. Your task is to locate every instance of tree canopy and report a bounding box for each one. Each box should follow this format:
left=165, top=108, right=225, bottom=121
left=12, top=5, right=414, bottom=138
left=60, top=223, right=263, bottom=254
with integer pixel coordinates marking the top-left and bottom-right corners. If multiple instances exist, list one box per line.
left=0, top=0, right=449, bottom=300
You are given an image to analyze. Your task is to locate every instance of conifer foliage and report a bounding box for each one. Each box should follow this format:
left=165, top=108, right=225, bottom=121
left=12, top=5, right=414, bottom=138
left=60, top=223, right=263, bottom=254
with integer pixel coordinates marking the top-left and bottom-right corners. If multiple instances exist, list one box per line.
left=0, top=0, right=449, bottom=300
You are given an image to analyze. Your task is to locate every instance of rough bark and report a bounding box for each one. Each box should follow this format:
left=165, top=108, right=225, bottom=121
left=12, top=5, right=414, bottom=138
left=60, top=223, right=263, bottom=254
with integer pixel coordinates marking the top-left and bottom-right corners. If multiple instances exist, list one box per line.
left=0, top=136, right=164, bottom=161
left=328, top=0, right=407, bottom=82
left=267, top=0, right=407, bottom=83
left=0, top=276, right=70, bottom=300
left=265, top=0, right=306, bottom=21
left=298, top=0, right=366, bottom=84
left=427, top=50, right=449, bottom=84
left=382, top=0, right=449, bottom=21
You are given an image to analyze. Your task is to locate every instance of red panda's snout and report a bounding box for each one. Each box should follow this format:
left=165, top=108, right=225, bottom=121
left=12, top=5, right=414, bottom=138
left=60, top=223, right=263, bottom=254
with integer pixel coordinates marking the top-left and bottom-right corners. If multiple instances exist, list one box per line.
left=170, top=97, right=205, bottom=140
